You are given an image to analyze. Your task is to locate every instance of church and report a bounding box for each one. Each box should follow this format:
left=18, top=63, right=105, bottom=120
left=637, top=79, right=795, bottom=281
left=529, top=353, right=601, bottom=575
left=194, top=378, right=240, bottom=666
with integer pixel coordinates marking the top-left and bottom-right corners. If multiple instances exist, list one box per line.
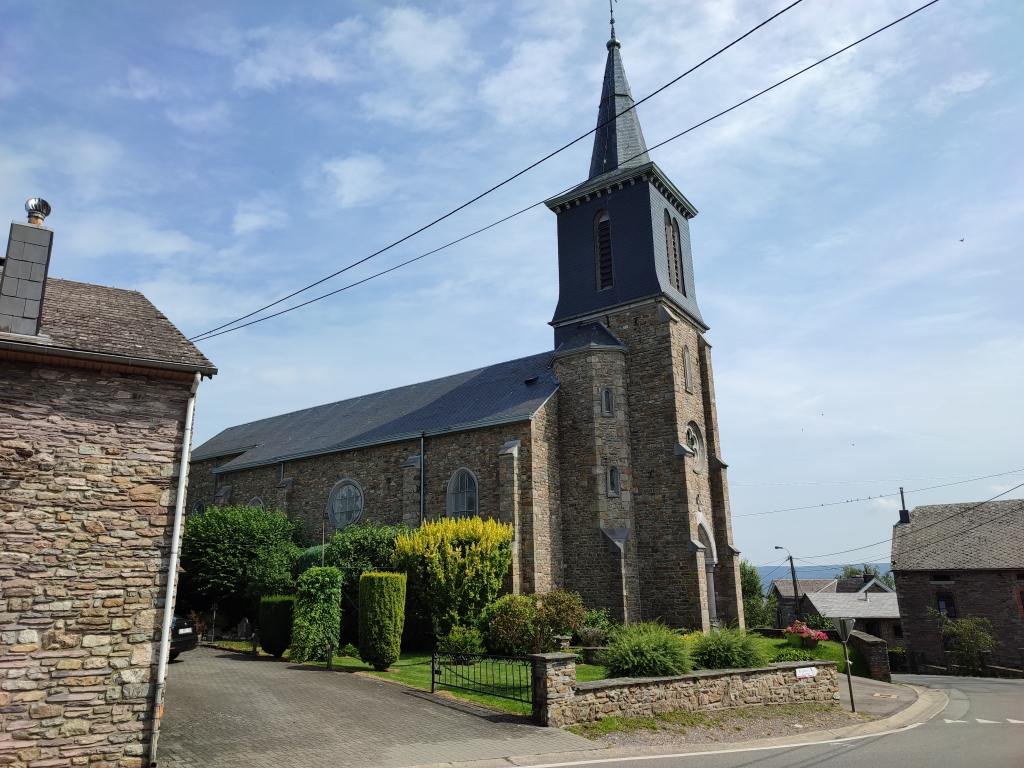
left=187, top=26, right=744, bottom=631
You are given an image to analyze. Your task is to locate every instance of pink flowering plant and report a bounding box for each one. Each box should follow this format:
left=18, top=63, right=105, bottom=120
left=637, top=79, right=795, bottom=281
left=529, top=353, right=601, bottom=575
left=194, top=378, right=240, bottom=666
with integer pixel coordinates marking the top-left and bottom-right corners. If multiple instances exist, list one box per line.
left=782, top=620, right=807, bottom=638
left=801, top=628, right=829, bottom=641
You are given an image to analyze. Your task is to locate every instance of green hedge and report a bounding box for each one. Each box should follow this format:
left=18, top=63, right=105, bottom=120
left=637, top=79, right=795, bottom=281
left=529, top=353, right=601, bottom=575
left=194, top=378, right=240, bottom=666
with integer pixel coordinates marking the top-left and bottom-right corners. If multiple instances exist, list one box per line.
left=692, top=627, right=767, bottom=670
left=290, top=567, right=343, bottom=663
left=295, top=545, right=324, bottom=577
left=258, top=595, right=294, bottom=657
left=392, top=517, right=513, bottom=637
left=603, top=622, right=691, bottom=678
left=358, top=572, right=407, bottom=671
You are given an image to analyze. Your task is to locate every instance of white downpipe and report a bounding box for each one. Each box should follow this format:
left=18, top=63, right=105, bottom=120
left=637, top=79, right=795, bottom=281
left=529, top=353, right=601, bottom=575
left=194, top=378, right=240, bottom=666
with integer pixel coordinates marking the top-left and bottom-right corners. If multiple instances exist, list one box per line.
left=148, top=372, right=200, bottom=767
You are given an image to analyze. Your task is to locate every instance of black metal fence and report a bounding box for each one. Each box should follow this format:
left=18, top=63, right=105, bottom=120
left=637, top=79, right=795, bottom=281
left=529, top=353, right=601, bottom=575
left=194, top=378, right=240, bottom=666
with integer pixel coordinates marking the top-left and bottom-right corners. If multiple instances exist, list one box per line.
left=431, top=652, right=532, bottom=704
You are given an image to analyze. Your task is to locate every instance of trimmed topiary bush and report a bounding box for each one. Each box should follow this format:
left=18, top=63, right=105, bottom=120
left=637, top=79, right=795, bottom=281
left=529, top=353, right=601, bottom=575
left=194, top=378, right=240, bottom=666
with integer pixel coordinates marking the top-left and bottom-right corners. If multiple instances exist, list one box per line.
left=290, top=567, right=343, bottom=664
left=691, top=627, right=767, bottom=670
left=479, top=594, right=535, bottom=655
left=392, top=517, right=513, bottom=637
left=258, top=595, right=294, bottom=657
left=603, top=623, right=691, bottom=678
left=358, top=572, right=407, bottom=671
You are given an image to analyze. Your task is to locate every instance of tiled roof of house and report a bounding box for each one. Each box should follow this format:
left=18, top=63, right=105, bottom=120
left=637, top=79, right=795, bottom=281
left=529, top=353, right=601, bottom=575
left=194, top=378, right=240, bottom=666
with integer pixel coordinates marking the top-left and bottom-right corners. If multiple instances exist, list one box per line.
left=0, top=268, right=215, bottom=375
left=192, top=351, right=558, bottom=471
left=804, top=591, right=900, bottom=620
left=769, top=579, right=837, bottom=598
left=891, top=499, right=1024, bottom=571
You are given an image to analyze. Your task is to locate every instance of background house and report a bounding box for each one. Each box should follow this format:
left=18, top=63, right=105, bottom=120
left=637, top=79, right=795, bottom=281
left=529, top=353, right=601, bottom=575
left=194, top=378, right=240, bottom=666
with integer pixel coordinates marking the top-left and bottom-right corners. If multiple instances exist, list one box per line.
left=769, top=575, right=892, bottom=628
left=0, top=201, right=215, bottom=767
left=891, top=499, right=1024, bottom=671
left=799, top=591, right=903, bottom=647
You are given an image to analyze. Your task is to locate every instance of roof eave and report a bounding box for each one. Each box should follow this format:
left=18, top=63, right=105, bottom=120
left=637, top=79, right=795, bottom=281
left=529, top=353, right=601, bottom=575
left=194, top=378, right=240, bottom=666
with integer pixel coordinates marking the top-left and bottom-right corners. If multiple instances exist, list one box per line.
left=544, top=162, right=698, bottom=219
left=0, top=336, right=218, bottom=377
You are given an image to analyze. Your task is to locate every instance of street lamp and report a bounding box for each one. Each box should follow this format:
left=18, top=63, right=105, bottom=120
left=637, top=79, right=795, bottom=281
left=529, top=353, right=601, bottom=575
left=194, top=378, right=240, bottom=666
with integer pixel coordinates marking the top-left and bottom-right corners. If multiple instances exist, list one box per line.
left=775, top=546, right=802, bottom=620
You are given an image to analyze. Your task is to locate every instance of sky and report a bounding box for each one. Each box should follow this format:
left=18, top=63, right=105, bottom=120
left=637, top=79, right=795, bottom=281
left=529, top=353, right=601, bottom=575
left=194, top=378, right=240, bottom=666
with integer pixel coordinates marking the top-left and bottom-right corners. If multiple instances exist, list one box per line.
left=2, top=0, right=1021, bottom=569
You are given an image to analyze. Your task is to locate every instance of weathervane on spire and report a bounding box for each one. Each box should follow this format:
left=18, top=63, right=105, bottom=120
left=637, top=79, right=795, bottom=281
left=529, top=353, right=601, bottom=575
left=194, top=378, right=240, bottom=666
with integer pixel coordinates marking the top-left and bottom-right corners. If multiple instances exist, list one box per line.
left=609, top=0, right=617, bottom=39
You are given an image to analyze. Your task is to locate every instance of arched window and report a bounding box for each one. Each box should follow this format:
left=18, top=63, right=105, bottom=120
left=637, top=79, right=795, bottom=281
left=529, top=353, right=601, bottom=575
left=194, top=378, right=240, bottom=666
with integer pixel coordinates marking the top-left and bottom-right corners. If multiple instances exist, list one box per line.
left=595, top=211, right=613, bottom=290
left=248, top=496, right=265, bottom=511
left=607, top=465, right=621, bottom=497
left=327, top=479, right=364, bottom=529
left=682, top=345, right=694, bottom=393
left=447, top=469, right=478, bottom=518
left=190, top=501, right=207, bottom=516
left=664, top=210, right=686, bottom=296
left=685, top=422, right=705, bottom=472
left=601, top=387, right=615, bottom=416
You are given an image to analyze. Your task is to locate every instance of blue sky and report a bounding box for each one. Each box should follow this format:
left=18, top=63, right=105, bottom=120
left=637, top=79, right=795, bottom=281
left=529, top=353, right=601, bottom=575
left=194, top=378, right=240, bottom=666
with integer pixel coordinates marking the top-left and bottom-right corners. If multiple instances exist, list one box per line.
left=2, top=0, right=1021, bottom=568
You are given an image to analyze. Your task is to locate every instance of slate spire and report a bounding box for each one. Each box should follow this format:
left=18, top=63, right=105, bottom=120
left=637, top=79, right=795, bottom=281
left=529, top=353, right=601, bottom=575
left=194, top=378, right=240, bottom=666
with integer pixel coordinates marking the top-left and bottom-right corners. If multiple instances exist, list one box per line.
left=588, top=11, right=650, bottom=180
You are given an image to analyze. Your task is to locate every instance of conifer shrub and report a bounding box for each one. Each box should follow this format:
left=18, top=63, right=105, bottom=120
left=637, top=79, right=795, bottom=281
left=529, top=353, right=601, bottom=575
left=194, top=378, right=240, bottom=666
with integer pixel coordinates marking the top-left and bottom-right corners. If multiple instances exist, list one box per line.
left=691, top=627, right=767, bottom=670
left=258, top=595, right=294, bottom=657
left=603, top=623, right=692, bottom=678
left=290, top=567, right=343, bottom=664
left=392, top=517, right=513, bottom=637
left=479, top=594, right=535, bottom=655
left=294, top=545, right=324, bottom=577
left=358, top=572, right=407, bottom=671
left=438, top=625, right=485, bottom=656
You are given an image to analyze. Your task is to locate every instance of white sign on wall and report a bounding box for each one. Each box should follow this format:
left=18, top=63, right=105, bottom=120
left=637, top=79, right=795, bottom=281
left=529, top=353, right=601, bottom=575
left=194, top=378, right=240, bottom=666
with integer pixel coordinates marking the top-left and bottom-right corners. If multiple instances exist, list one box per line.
left=795, top=667, right=819, bottom=679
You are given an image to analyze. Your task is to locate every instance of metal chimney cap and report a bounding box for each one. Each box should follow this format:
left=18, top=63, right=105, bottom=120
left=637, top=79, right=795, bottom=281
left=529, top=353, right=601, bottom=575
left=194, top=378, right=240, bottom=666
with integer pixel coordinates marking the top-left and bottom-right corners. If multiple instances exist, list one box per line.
left=25, top=198, right=51, bottom=222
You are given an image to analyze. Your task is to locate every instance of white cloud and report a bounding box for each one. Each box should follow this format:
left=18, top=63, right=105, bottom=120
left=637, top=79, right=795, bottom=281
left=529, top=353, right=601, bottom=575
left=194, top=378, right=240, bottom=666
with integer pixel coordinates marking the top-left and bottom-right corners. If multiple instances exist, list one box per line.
left=233, top=195, right=289, bottom=235
left=318, top=153, right=390, bottom=209
left=166, top=101, right=231, bottom=133
left=108, top=68, right=167, bottom=100
left=63, top=210, right=203, bottom=260
left=917, top=70, right=992, bottom=116
left=232, top=20, right=363, bottom=91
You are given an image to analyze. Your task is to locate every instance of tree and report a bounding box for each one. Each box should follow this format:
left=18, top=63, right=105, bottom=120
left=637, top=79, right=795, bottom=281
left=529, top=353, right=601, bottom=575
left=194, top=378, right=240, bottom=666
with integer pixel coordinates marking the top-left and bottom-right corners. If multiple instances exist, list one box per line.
left=739, top=559, right=777, bottom=628
left=834, top=563, right=895, bottom=590
left=180, top=505, right=302, bottom=619
left=929, top=610, right=997, bottom=675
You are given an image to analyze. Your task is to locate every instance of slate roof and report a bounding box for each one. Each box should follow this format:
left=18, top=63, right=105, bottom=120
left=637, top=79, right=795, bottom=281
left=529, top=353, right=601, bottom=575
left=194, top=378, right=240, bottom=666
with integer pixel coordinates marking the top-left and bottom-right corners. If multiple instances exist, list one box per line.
left=0, top=266, right=215, bottom=375
left=804, top=592, right=900, bottom=620
left=769, top=579, right=837, bottom=599
left=554, top=321, right=626, bottom=356
left=890, top=499, right=1024, bottom=571
left=192, top=351, right=558, bottom=472
left=589, top=35, right=649, bottom=180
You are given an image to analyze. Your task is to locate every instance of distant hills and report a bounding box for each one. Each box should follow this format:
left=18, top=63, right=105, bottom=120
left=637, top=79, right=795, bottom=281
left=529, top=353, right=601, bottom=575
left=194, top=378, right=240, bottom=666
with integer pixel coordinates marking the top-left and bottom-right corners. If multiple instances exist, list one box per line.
left=755, top=562, right=890, bottom=593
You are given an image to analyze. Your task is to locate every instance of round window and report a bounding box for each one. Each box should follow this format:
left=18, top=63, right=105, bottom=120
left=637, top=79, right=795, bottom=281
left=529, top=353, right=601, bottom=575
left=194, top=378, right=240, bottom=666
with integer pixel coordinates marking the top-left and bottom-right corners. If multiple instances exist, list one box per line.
left=327, top=479, right=364, bottom=529
left=685, top=422, right=705, bottom=472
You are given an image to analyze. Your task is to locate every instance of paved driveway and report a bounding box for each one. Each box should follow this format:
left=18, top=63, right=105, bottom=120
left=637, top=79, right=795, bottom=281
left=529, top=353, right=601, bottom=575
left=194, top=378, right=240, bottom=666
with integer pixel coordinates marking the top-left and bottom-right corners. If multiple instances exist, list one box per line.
left=159, top=647, right=595, bottom=768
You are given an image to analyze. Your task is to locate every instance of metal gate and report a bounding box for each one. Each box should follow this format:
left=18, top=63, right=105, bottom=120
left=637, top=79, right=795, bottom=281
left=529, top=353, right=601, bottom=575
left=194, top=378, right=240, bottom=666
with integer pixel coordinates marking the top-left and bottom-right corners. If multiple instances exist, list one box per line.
left=431, top=652, right=532, bottom=704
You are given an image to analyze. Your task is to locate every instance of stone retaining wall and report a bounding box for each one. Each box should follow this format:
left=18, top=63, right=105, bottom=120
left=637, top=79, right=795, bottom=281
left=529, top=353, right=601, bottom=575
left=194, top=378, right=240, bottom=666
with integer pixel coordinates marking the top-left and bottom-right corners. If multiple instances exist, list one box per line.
left=848, top=630, right=891, bottom=682
left=530, top=653, right=840, bottom=727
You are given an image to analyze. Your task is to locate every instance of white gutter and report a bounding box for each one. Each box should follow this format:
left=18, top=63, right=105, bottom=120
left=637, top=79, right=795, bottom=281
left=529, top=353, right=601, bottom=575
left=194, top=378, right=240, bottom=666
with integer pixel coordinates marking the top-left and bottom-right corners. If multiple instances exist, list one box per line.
left=148, top=371, right=200, bottom=767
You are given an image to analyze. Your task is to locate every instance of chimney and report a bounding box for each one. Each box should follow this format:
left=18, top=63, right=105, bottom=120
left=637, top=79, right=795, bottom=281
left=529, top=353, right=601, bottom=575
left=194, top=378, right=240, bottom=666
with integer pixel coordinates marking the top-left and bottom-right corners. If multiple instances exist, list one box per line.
left=0, top=199, right=53, bottom=337
left=863, top=571, right=873, bottom=585
left=897, top=486, right=910, bottom=524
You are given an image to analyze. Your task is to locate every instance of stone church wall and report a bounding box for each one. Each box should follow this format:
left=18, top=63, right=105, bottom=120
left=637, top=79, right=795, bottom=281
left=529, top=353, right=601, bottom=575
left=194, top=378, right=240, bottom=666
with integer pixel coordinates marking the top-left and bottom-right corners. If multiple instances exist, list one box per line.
left=0, top=360, right=193, bottom=768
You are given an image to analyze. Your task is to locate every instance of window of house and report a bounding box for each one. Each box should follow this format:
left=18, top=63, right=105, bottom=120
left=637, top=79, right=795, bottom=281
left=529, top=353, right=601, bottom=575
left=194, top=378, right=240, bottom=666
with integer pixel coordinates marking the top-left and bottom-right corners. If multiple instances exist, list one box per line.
left=248, top=496, right=264, bottom=510
left=601, top=387, right=615, bottom=416
left=664, top=210, right=683, bottom=293
left=607, top=465, right=621, bottom=497
left=327, top=479, right=364, bottom=530
left=685, top=422, right=705, bottom=472
left=682, top=345, right=694, bottom=393
left=190, top=501, right=207, bottom=516
left=447, top=469, right=478, bottom=518
left=1017, top=587, right=1024, bottom=619
left=893, top=623, right=903, bottom=639
left=936, top=592, right=957, bottom=618
left=595, top=211, right=613, bottom=290
left=931, top=573, right=953, bottom=583
left=865, top=621, right=881, bottom=638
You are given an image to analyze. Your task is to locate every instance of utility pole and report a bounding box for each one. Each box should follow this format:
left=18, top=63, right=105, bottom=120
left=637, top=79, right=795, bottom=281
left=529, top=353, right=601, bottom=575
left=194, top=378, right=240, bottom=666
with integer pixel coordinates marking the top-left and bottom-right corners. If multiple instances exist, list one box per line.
left=776, top=546, right=802, bottom=620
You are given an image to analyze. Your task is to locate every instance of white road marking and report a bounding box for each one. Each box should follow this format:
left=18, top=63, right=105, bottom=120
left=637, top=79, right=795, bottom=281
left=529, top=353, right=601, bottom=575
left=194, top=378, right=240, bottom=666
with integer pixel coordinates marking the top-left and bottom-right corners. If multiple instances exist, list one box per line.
left=1008, top=719, right=1024, bottom=724
left=944, top=720, right=968, bottom=723
left=976, top=719, right=1000, bottom=724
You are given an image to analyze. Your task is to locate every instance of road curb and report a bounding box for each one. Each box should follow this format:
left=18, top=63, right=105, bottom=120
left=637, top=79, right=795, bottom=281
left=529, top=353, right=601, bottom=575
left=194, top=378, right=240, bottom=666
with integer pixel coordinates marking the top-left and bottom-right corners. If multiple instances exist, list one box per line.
left=420, top=685, right=949, bottom=768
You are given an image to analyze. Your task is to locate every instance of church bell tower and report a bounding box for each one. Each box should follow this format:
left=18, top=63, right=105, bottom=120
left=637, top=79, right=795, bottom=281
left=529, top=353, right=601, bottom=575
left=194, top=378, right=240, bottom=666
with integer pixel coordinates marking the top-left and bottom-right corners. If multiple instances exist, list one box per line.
left=547, top=17, right=743, bottom=630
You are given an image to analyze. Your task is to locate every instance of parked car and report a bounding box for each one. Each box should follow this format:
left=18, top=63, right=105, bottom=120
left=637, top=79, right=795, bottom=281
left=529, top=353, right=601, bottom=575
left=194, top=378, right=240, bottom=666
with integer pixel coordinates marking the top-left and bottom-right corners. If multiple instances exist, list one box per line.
left=169, top=615, right=198, bottom=660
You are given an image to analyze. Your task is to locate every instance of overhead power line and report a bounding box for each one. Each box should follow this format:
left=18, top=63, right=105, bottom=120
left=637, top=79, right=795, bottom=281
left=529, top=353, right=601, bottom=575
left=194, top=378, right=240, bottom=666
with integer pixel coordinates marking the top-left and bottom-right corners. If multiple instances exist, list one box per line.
left=733, top=467, right=1024, bottom=518
left=189, top=0, right=808, bottom=342
left=191, top=0, right=940, bottom=343
left=793, top=482, right=1024, bottom=562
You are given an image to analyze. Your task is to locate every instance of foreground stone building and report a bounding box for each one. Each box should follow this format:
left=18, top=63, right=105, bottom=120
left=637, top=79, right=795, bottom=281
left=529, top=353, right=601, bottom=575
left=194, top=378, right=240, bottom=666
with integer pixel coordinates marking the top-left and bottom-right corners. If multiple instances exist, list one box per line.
left=891, top=499, right=1024, bottom=671
left=0, top=201, right=216, bottom=767
left=189, top=29, right=743, bottom=630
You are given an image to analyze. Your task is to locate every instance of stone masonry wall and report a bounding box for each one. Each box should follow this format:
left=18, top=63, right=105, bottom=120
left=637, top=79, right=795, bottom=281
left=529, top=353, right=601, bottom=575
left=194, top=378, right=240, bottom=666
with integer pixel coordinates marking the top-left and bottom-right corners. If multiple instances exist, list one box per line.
left=527, top=397, right=561, bottom=593
left=531, top=653, right=840, bottom=727
left=895, top=570, right=1024, bottom=670
left=0, top=360, right=192, bottom=768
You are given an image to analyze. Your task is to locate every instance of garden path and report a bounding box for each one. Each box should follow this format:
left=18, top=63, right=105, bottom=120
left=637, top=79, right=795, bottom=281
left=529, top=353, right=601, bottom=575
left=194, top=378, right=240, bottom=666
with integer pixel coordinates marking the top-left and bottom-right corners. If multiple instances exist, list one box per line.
left=159, top=646, right=595, bottom=768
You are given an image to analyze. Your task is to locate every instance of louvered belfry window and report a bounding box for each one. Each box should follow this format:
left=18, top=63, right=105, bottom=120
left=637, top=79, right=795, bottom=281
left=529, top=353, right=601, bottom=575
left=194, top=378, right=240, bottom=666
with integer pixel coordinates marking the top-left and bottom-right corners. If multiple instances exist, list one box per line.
left=665, top=210, right=685, bottom=295
left=595, top=212, right=613, bottom=290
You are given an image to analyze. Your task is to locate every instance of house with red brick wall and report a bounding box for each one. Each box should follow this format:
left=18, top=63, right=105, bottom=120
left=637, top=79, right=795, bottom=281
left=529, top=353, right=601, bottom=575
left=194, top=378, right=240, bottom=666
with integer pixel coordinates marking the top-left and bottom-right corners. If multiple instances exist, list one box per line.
left=0, top=200, right=216, bottom=768
left=891, top=499, right=1024, bottom=671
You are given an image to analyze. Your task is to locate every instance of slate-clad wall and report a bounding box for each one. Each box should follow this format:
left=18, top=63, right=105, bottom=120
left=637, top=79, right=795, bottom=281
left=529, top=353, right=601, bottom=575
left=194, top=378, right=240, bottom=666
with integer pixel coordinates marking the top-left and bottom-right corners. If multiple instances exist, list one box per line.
left=895, top=570, right=1024, bottom=669
left=0, top=360, right=191, bottom=768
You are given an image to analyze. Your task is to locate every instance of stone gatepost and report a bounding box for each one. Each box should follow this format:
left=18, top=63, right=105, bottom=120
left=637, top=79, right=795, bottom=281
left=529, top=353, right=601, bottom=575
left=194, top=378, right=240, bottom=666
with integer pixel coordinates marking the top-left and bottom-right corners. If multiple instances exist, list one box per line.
left=529, top=652, right=577, bottom=726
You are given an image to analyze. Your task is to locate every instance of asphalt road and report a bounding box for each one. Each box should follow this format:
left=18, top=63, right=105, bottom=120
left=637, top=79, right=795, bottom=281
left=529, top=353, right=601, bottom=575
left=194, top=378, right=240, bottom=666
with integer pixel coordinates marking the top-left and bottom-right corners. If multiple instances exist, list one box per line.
left=518, top=675, right=1024, bottom=768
